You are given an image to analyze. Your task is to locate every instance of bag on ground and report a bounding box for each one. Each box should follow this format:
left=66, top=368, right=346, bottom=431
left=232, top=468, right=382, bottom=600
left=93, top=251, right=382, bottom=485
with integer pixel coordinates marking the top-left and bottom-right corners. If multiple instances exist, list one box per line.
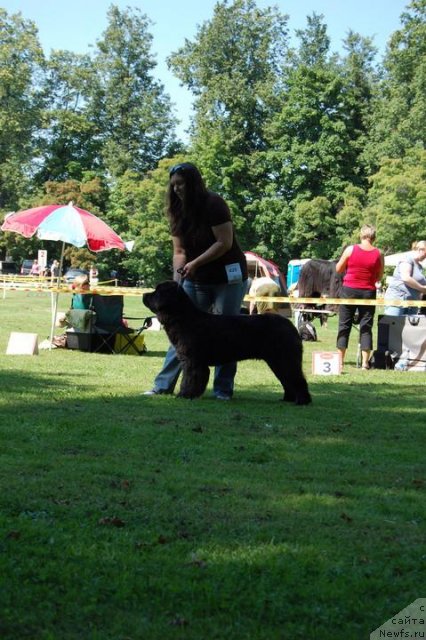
left=299, top=321, right=317, bottom=341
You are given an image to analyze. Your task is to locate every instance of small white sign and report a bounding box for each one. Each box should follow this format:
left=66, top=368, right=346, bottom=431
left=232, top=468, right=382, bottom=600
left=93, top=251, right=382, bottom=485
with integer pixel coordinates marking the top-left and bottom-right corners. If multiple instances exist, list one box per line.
left=312, top=351, right=342, bottom=375
left=225, top=262, right=243, bottom=283
left=6, top=332, right=39, bottom=355
left=38, top=249, right=47, bottom=269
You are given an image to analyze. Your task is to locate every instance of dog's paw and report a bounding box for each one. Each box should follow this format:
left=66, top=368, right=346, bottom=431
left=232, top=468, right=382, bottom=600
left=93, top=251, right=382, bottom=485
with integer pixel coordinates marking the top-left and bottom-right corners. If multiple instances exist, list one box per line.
left=283, top=392, right=296, bottom=402
left=283, top=392, right=312, bottom=405
left=294, top=394, right=312, bottom=405
left=176, top=392, right=201, bottom=400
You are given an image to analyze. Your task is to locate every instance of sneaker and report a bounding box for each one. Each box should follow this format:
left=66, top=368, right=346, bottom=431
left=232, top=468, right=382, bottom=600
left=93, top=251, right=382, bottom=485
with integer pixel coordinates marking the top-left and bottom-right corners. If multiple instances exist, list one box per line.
left=143, top=389, right=172, bottom=396
left=214, top=392, right=231, bottom=401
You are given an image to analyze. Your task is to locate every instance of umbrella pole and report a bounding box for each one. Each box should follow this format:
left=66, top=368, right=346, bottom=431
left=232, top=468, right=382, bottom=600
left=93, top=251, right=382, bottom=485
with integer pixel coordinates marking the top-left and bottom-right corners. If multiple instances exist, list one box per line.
left=49, top=243, right=65, bottom=350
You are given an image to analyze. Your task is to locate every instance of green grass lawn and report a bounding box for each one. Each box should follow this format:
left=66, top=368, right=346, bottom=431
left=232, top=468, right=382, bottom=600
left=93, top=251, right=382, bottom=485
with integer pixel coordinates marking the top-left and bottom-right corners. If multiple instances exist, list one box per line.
left=0, top=290, right=424, bottom=639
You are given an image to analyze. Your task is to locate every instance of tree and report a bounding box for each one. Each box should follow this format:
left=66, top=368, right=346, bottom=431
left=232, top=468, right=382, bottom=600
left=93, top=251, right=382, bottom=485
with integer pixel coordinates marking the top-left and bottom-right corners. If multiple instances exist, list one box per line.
left=363, top=147, right=426, bottom=254
left=36, top=50, right=101, bottom=183
left=292, top=196, right=336, bottom=258
left=266, top=15, right=369, bottom=203
left=0, top=9, right=45, bottom=209
left=366, top=0, right=426, bottom=165
left=104, top=158, right=191, bottom=286
left=121, top=158, right=185, bottom=285
left=340, top=31, right=378, bottom=184
left=258, top=14, right=378, bottom=258
left=90, top=5, right=177, bottom=179
left=335, top=184, right=368, bottom=250
left=168, top=0, right=289, bottom=249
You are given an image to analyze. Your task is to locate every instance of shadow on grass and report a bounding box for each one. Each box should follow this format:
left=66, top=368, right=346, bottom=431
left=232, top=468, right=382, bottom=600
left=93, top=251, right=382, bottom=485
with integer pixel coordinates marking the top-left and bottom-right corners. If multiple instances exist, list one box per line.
left=0, top=374, right=424, bottom=639
left=0, top=368, right=71, bottom=393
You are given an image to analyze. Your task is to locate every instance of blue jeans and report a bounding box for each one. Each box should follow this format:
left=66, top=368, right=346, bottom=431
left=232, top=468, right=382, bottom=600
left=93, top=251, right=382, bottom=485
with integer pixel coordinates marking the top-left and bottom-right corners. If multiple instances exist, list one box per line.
left=152, top=279, right=248, bottom=396
left=384, top=305, right=417, bottom=316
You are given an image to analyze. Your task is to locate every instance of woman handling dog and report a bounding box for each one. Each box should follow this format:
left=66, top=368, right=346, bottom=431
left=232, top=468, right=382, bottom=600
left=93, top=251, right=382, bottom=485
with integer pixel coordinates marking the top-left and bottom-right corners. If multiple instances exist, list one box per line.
left=144, top=162, right=248, bottom=400
left=336, top=224, right=384, bottom=370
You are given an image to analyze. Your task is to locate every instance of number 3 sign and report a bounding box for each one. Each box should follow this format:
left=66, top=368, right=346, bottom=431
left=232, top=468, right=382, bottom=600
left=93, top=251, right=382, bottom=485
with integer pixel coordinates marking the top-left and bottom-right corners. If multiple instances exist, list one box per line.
left=312, top=351, right=342, bottom=375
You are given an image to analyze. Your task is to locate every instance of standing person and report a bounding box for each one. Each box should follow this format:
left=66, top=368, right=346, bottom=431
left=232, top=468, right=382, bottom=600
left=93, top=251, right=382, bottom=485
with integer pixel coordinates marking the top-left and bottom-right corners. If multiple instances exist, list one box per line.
left=384, top=241, right=426, bottom=315
left=336, top=224, right=384, bottom=369
left=30, top=259, right=40, bottom=276
left=50, top=259, right=60, bottom=284
left=89, top=264, right=99, bottom=287
left=144, top=162, right=248, bottom=400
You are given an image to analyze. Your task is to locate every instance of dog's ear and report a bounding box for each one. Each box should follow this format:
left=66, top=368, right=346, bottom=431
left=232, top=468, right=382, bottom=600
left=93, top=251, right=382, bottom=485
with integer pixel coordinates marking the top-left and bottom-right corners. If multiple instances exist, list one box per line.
left=156, top=280, right=178, bottom=293
left=153, top=280, right=194, bottom=315
left=149, top=280, right=182, bottom=313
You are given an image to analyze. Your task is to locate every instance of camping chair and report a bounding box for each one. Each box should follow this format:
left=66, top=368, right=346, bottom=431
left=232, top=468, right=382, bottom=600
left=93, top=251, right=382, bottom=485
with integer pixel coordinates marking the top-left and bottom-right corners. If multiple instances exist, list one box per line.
left=66, top=294, right=152, bottom=354
left=90, top=294, right=152, bottom=355
left=64, top=293, right=96, bottom=342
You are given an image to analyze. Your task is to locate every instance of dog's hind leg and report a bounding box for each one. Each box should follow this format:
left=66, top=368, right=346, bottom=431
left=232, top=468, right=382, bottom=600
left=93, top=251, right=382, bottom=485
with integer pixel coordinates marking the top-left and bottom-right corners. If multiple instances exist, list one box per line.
left=178, top=363, right=210, bottom=399
left=265, top=355, right=312, bottom=405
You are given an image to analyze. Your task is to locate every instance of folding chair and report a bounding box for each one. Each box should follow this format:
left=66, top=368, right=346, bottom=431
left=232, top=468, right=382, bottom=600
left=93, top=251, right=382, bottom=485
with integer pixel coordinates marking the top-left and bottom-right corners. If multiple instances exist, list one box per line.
left=64, top=293, right=96, bottom=351
left=66, top=294, right=152, bottom=354
left=90, top=294, right=152, bottom=355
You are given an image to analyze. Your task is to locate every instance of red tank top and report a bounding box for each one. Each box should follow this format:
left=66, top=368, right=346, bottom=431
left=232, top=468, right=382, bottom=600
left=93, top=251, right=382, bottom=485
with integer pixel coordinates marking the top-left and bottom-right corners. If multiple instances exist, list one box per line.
left=343, top=245, right=381, bottom=290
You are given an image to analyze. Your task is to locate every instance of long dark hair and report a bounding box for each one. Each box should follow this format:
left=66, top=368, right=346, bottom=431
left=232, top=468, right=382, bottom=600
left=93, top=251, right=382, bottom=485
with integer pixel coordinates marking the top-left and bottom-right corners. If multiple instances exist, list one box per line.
left=166, top=163, right=209, bottom=236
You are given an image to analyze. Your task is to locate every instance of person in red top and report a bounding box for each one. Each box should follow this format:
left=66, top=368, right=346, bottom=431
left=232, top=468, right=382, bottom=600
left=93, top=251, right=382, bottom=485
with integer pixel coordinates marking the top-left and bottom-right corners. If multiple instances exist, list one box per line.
left=336, top=224, right=384, bottom=369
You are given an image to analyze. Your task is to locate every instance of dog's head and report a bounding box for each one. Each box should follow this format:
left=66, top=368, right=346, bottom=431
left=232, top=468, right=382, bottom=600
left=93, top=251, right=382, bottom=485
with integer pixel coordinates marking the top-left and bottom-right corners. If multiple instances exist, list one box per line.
left=143, top=281, right=191, bottom=317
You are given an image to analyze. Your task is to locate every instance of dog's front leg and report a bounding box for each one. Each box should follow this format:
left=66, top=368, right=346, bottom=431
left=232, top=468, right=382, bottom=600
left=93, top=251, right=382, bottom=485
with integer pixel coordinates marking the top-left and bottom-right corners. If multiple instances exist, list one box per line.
left=178, top=362, right=210, bottom=399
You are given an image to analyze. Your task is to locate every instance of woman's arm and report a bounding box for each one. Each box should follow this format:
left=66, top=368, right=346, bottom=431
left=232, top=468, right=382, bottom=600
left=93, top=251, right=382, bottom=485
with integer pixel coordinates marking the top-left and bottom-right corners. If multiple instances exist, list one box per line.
left=181, top=222, right=233, bottom=279
left=377, top=252, right=385, bottom=282
left=171, top=236, right=187, bottom=282
left=335, top=246, right=353, bottom=274
left=400, top=261, right=426, bottom=293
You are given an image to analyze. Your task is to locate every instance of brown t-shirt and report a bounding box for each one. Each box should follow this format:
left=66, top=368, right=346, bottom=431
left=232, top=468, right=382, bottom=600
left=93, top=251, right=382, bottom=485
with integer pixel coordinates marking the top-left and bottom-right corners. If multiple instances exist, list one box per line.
left=180, top=192, right=248, bottom=285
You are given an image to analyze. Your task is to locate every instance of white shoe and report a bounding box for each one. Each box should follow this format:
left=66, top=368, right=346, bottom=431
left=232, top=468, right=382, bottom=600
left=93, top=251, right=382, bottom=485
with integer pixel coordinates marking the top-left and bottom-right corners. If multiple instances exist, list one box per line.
left=214, top=392, right=231, bottom=401
left=143, top=389, right=172, bottom=396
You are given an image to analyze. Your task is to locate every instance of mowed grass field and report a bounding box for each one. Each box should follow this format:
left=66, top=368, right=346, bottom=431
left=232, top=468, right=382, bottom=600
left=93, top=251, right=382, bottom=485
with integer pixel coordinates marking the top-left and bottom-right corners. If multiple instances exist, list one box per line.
left=0, top=289, right=424, bottom=639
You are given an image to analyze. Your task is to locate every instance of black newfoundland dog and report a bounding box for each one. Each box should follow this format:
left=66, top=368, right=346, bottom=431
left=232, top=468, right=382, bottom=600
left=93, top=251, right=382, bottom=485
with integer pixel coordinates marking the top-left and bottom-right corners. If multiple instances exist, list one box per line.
left=143, top=281, right=311, bottom=405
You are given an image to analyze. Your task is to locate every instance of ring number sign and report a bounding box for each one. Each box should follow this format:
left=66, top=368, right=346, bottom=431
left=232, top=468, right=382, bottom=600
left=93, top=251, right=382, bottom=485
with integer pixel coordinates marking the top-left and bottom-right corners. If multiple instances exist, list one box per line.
left=312, top=351, right=342, bottom=375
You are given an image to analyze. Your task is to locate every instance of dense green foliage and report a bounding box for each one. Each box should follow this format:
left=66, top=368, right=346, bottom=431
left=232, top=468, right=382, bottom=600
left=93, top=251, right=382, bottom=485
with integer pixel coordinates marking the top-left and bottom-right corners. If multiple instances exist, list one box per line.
left=0, top=1, right=425, bottom=284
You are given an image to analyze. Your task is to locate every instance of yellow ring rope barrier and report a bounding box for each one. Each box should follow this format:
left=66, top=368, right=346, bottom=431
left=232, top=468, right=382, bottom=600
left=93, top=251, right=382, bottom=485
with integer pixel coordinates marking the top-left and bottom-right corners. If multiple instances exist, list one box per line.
left=2, top=276, right=425, bottom=307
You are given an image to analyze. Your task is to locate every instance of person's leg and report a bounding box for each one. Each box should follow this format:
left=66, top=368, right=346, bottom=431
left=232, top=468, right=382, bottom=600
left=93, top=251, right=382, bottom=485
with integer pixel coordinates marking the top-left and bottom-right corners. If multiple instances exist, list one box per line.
left=358, top=292, right=376, bottom=368
left=150, top=280, right=214, bottom=393
left=183, top=279, right=214, bottom=312
left=150, top=343, right=182, bottom=393
left=153, top=280, right=213, bottom=393
left=336, top=299, right=354, bottom=366
left=384, top=306, right=406, bottom=316
left=211, top=280, right=248, bottom=398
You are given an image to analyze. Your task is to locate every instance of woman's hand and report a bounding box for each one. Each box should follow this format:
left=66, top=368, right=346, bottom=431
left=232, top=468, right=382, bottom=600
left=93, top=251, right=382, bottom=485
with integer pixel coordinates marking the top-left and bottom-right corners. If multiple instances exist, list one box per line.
left=180, top=260, right=198, bottom=279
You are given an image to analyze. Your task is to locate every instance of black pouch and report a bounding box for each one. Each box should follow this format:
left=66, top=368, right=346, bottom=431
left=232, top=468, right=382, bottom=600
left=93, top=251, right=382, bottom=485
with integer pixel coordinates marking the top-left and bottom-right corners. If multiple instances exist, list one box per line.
left=299, top=321, right=317, bottom=341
